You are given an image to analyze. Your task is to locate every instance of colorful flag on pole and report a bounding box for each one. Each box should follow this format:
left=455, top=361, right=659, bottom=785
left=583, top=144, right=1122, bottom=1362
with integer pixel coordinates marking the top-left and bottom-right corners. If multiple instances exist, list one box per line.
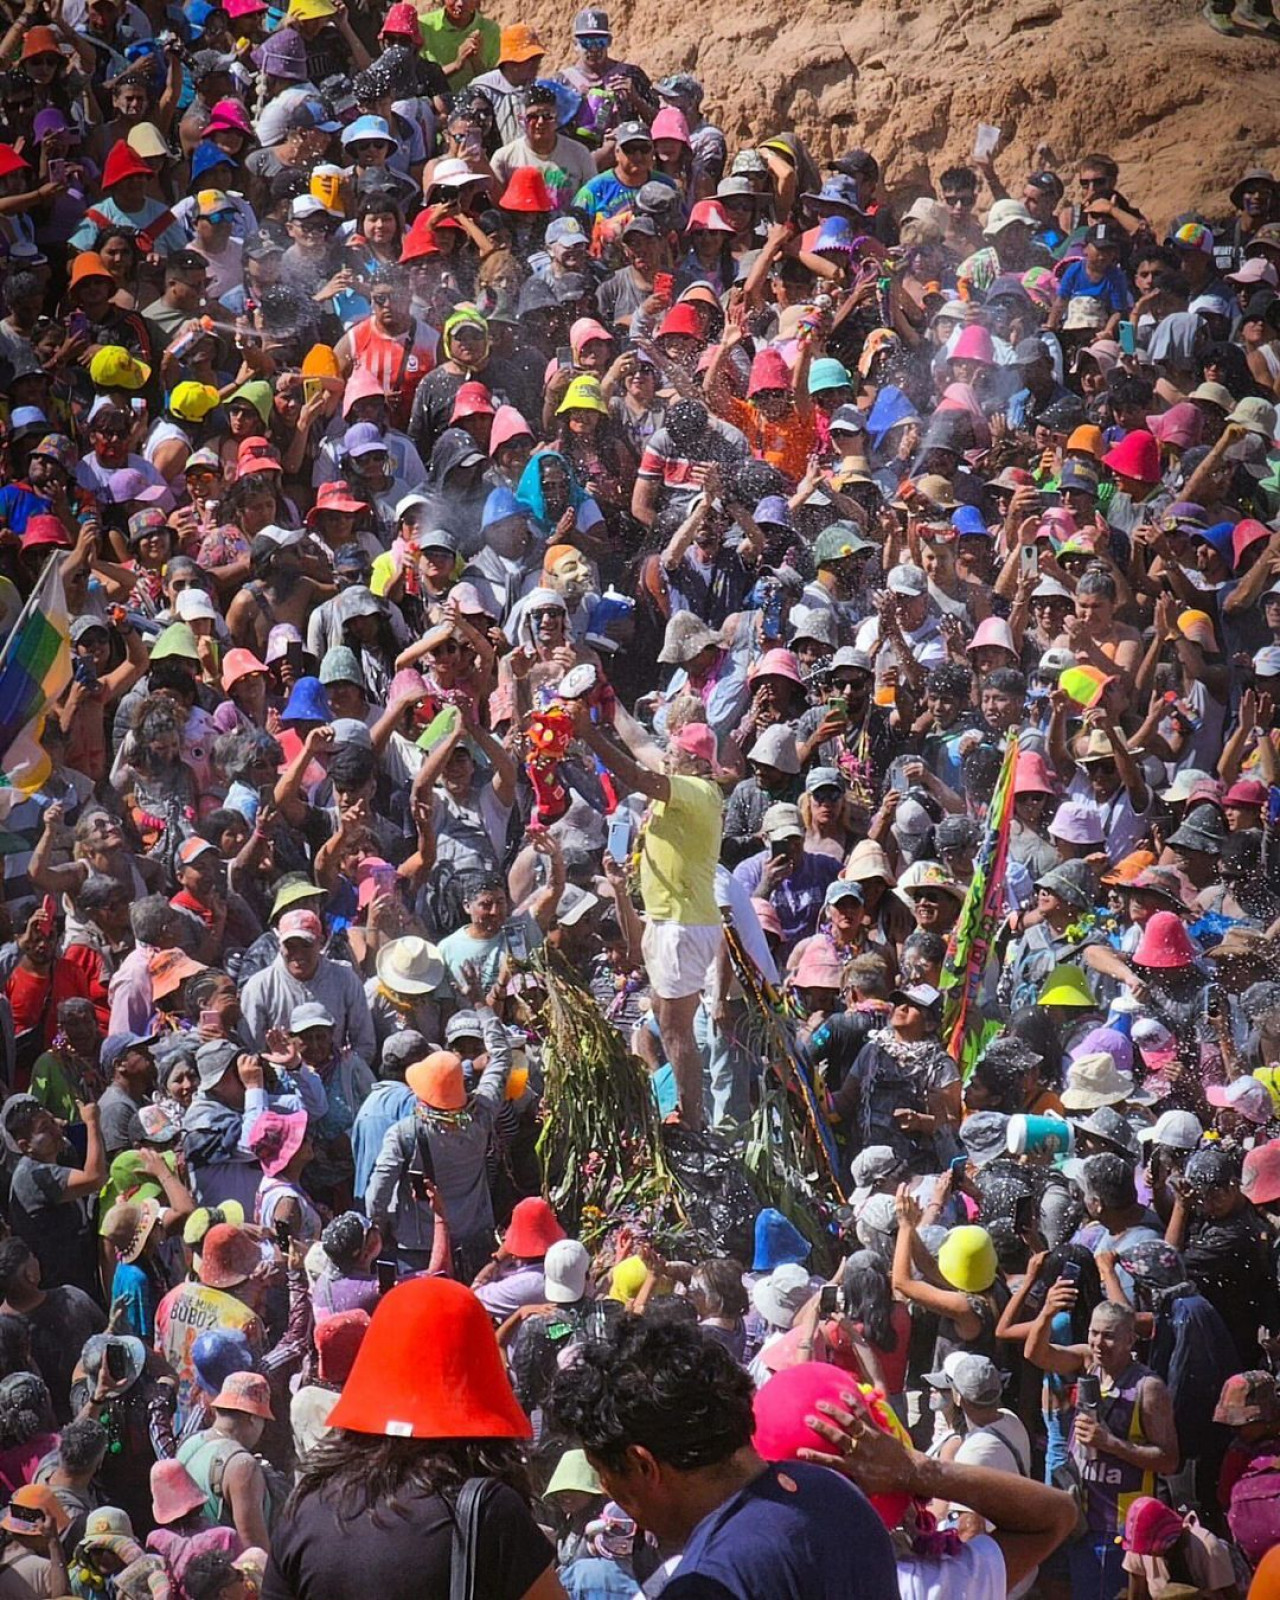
left=0, top=558, right=71, bottom=816
left=939, top=731, right=1019, bottom=1079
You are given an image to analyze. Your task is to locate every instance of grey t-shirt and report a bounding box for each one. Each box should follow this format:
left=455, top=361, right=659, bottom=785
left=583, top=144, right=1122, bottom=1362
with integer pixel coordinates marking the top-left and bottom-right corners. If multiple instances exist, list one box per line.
left=95, top=1083, right=143, bottom=1157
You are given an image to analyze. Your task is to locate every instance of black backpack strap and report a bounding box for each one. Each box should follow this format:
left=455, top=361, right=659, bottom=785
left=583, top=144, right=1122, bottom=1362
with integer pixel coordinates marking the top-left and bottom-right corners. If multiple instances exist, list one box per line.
left=450, top=1476, right=498, bottom=1600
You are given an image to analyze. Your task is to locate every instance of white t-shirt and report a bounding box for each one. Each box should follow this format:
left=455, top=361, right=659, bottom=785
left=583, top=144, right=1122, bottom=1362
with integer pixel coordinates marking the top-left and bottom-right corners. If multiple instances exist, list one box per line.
left=1065, top=770, right=1151, bottom=865
left=896, top=1531, right=1006, bottom=1600
left=953, top=1414, right=1034, bottom=1600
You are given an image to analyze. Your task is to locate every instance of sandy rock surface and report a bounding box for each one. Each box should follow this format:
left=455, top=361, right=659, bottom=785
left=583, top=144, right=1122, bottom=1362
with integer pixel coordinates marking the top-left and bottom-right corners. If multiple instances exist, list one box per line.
left=493, top=0, right=1280, bottom=229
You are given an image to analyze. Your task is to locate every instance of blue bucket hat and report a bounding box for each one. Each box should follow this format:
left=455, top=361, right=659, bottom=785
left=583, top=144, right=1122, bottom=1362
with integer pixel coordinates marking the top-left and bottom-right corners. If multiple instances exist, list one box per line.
left=867, top=385, right=920, bottom=450
left=803, top=175, right=867, bottom=214
left=482, top=485, right=525, bottom=529
left=752, top=1206, right=811, bottom=1272
left=280, top=676, right=331, bottom=723
left=808, top=357, right=852, bottom=395
left=951, top=505, right=989, bottom=537
left=191, top=140, right=237, bottom=181
left=1192, top=521, right=1236, bottom=566
left=191, top=1328, right=255, bottom=1396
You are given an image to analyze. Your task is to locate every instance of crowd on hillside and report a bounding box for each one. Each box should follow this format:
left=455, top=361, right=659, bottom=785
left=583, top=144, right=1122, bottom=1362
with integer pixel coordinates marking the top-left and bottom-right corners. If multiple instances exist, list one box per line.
left=0, top=0, right=1277, bottom=1595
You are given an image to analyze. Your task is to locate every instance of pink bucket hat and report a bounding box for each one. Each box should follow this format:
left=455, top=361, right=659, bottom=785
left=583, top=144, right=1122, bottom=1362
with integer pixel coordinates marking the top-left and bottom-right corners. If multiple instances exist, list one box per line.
left=247, top=1109, right=309, bottom=1178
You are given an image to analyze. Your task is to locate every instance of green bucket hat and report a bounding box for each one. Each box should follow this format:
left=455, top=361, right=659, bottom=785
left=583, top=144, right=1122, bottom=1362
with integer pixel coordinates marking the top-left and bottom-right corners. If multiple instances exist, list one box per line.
left=813, top=522, right=876, bottom=566
left=150, top=622, right=201, bottom=662
left=228, top=379, right=273, bottom=426
left=99, top=1147, right=177, bottom=1218
left=269, top=876, right=329, bottom=923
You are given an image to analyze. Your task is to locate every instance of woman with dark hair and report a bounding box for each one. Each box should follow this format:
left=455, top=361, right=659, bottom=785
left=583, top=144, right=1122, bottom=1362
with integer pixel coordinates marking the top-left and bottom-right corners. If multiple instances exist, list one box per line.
left=1006, top=1003, right=1066, bottom=1107
left=196, top=472, right=286, bottom=602
left=97, top=227, right=144, bottom=310
left=841, top=1249, right=910, bottom=1414
left=349, top=190, right=406, bottom=273
left=263, top=1277, right=561, bottom=1600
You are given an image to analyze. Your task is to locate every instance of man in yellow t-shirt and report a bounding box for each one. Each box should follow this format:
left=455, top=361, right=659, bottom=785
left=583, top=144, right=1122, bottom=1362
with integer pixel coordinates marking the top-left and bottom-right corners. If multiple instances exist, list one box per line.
left=576, top=703, right=724, bottom=1130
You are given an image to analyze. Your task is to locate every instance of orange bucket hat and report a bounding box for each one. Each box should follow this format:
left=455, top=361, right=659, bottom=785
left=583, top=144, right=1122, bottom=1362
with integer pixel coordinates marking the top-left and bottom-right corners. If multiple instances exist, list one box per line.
left=406, top=1050, right=466, bottom=1111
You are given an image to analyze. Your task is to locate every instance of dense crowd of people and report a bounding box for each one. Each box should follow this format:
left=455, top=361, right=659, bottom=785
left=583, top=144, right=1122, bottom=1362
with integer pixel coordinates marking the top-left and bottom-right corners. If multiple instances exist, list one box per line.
left=0, top=0, right=1275, bottom=1595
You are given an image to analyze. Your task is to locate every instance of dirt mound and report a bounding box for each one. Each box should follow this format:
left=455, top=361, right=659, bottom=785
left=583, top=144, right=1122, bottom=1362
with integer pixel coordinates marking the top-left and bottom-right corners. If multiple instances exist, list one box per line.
left=492, top=0, right=1280, bottom=229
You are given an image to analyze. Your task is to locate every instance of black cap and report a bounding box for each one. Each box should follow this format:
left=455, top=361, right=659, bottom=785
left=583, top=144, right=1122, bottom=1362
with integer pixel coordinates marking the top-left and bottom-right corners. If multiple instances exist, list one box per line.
left=830, top=148, right=878, bottom=182
left=1086, top=220, right=1125, bottom=249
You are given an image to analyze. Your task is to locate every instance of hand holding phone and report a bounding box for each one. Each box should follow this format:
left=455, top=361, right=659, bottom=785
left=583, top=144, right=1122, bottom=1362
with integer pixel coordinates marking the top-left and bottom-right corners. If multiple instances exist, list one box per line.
left=653, top=271, right=673, bottom=301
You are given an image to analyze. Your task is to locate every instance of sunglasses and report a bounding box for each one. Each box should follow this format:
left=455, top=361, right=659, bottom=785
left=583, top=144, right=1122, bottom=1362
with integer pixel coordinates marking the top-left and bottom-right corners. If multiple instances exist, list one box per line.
left=532, top=607, right=563, bottom=621
left=914, top=890, right=946, bottom=904
left=811, top=787, right=843, bottom=802
left=942, top=192, right=975, bottom=208
left=429, top=639, right=460, bottom=656
left=577, top=32, right=610, bottom=44
left=1080, top=175, right=1110, bottom=188
left=351, top=139, right=391, bottom=153
left=370, top=292, right=398, bottom=306
left=94, top=426, right=130, bottom=440
left=204, top=211, right=235, bottom=226
left=526, top=109, right=556, bottom=122
left=296, top=220, right=335, bottom=235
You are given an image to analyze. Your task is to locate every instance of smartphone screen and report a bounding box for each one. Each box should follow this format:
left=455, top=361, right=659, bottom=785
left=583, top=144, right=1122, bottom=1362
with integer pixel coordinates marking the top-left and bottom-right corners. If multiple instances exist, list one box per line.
left=1118, top=320, right=1136, bottom=356
left=818, top=1285, right=839, bottom=1317
left=653, top=271, right=673, bottom=298
left=274, top=1218, right=291, bottom=1252
left=375, top=1257, right=397, bottom=1295
left=285, top=640, right=304, bottom=675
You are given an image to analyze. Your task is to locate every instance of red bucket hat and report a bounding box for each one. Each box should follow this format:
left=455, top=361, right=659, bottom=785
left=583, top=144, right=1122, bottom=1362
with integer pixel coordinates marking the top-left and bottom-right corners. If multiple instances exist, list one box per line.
left=1132, top=909, right=1197, bottom=969
left=498, top=166, right=554, bottom=213
left=502, top=1197, right=566, bottom=1259
left=325, top=1277, right=531, bottom=1438
left=197, top=1223, right=262, bottom=1289
left=1102, top=429, right=1161, bottom=485
left=315, top=1308, right=371, bottom=1384
left=379, top=0, right=422, bottom=42
left=657, top=303, right=704, bottom=342
left=102, top=139, right=154, bottom=188
left=747, top=348, right=792, bottom=397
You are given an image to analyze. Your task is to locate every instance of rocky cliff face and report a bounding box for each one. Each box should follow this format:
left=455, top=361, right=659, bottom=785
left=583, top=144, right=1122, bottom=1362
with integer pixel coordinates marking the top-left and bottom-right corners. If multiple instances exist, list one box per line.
left=494, top=0, right=1280, bottom=228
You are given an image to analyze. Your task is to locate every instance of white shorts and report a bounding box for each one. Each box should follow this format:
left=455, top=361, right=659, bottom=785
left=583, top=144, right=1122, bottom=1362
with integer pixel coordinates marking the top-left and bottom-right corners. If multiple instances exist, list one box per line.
left=641, top=920, right=722, bottom=1001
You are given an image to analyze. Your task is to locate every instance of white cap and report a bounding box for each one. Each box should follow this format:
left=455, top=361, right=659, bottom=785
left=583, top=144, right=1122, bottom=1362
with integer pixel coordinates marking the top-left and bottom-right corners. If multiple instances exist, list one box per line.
left=1137, top=1108, right=1203, bottom=1149
left=544, top=1238, right=590, bottom=1303
left=887, top=562, right=927, bottom=596
left=175, top=588, right=219, bottom=623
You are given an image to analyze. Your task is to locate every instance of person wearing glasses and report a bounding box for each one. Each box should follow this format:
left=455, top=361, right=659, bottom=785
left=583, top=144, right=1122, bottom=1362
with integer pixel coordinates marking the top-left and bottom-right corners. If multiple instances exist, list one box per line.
left=936, top=163, right=985, bottom=258
left=561, top=5, right=657, bottom=134
left=492, top=82, right=595, bottom=212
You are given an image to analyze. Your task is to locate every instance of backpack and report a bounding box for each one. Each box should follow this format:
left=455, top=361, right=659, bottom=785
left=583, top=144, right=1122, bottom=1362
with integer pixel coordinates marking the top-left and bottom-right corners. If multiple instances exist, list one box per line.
left=1226, top=1448, right=1280, bottom=1567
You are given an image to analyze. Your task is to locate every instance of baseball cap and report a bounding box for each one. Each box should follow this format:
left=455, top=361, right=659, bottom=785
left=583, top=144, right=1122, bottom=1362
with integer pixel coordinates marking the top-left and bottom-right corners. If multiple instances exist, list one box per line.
left=761, top=803, right=805, bottom=842
left=614, top=120, right=652, bottom=148
left=277, top=908, right=322, bottom=944
left=887, top=562, right=926, bottom=596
